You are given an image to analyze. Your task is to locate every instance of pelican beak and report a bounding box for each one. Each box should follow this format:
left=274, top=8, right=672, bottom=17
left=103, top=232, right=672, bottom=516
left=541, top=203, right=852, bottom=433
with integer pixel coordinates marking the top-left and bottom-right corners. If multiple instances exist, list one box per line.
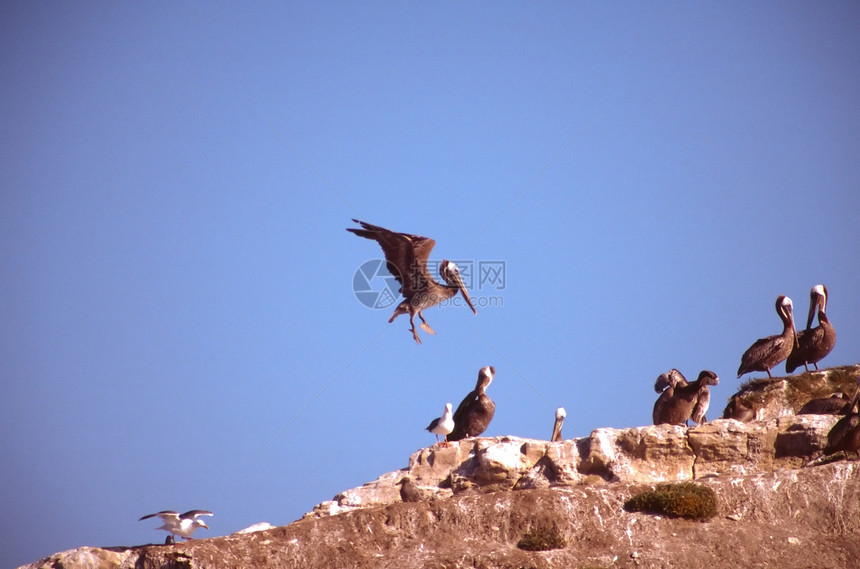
left=459, top=280, right=477, bottom=314
left=442, top=261, right=477, bottom=314
left=806, top=294, right=820, bottom=331
left=789, top=309, right=799, bottom=349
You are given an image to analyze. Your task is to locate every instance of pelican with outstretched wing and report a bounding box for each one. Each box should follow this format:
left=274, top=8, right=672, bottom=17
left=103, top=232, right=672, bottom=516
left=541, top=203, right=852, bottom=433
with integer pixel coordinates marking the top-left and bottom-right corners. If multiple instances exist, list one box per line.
left=347, top=219, right=476, bottom=344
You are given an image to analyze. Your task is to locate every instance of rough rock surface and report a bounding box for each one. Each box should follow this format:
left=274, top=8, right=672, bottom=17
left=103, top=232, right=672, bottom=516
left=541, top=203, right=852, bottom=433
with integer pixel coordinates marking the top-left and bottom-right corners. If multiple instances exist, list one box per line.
left=20, top=365, right=860, bottom=569
left=725, top=364, right=860, bottom=420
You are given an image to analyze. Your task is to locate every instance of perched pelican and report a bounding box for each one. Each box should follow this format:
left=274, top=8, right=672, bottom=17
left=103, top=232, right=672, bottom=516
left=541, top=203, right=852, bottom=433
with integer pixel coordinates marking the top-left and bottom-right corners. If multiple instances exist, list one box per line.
left=347, top=219, right=476, bottom=344
left=737, top=295, right=798, bottom=379
left=425, top=403, right=455, bottom=446
left=722, top=393, right=757, bottom=422
left=822, top=391, right=860, bottom=460
left=798, top=393, right=851, bottom=415
left=551, top=407, right=566, bottom=442
left=654, top=370, right=719, bottom=426
left=139, top=510, right=212, bottom=544
left=448, top=366, right=496, bottom=442
left=786, top=285, right=836, bottom=373
left=652, top=369, right=688, bottom=425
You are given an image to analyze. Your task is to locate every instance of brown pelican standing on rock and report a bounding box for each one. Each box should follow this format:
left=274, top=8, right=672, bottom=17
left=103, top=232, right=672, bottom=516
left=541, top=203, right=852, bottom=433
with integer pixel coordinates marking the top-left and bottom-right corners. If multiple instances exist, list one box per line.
left=551, top=407, right=566, bottom=442
left=653, top=370, right=719, bottom=426
left=347, top=219, right=476, bottom=344
left=425, top=403, right=454, bottom=446
left=737, top=295, right=798, bottom=379
left=139, top=510, right=213, bottom=544
left=652, top=369, right=689, bottom=425
left=448, top=366, right=496, bottom=442
left=786, top=285, right=836, bottom=374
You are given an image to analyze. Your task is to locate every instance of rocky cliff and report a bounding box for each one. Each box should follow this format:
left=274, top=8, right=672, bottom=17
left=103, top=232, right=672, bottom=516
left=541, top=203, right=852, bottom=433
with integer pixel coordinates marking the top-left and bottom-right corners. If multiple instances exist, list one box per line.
left=21, top=365, right=860, bottom=569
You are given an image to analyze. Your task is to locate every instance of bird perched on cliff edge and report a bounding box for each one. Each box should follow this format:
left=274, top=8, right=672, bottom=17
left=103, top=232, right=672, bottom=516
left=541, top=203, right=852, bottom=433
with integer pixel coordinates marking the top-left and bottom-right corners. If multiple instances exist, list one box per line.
left=652, top=369, right=689, bottom=425
left=551, top=407, right=566, bottom=442
left=448, top=366, right=496, bottom=442
left=654, top=370, right=719, bottom=426
left=426, top=403, right=455, bottom=446
left=786, top=284, right=836, bottom=374
left=139, top=510, right=213, bottom=544
left=737, top=295, right=798, bottom=379
left=821, top=390, right=860, bottom=460
left=722, top=393, right=758, bottom=422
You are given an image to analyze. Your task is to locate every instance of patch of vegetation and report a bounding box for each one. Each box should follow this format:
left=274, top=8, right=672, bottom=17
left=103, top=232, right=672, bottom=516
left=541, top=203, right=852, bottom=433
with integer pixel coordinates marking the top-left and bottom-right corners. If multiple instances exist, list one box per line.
left=623, top=482, right=717, bottom=521
left=516, top=525, right=567, bottom=551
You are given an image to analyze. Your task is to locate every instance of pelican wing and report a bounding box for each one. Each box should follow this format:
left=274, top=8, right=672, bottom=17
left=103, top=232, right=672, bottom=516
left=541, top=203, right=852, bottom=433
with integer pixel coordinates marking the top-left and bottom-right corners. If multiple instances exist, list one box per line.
left=347, top=219, right=436, bottom=295
left=738, top=334, right=790, bottom=375
left=452, top=387, right=481, bottom=423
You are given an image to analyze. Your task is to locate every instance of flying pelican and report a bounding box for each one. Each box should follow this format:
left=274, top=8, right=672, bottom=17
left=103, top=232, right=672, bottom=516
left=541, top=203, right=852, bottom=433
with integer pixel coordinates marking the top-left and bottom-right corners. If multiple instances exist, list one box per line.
left=139, top=510, right=213, bottom=544
left=425, top=403, right=455, bottom=446
left=654, top=370, right=719, bottom=426
left=551, top=407, right=566, bottom=442
left=786, top=284, right=836, bottom=374
left=652, top=369, right=688, bottom=425
left=347, top=219, right=476, bottom=344
left=448, top=366, right=496, bottom=442
left=737, top=295, right=798, bottom=379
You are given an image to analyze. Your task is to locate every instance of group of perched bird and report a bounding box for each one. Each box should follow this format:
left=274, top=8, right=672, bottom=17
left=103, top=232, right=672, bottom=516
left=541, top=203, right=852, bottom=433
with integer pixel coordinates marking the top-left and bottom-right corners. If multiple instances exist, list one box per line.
left=736, top=285, right=835, bottom=380
left=346, top=220, right=498, bottom=444
left=346, top=220, right=846, bottom=448
left=426, top=366, right=498, bottom=444
left=140, top=225, right=845, bottom=542
left=347, top=220, right=571, bottom=445
left=652, top=284, right=836, bottom=428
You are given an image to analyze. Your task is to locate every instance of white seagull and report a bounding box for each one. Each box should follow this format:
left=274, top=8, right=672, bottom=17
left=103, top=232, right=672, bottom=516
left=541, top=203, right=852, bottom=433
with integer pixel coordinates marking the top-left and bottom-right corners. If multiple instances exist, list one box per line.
left=139, top=510, right=213, bottom=544
left=425, top=403, right=455, bottom=446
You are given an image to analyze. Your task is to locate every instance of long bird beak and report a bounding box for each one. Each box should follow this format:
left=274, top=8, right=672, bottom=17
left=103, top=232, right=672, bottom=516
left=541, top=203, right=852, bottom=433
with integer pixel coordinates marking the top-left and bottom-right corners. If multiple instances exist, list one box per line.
left=789, top=308, right=799, bottom=349
left=459, top=280, right=477, bottom=314
left=445, top=262, right=477, bottom=314
left=806, top=293, right=820, bottom=331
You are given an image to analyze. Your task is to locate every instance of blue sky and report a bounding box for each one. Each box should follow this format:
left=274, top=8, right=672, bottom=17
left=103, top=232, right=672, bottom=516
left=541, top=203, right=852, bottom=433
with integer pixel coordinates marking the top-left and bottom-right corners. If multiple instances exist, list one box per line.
left=2, top=2, right=859, bottom=566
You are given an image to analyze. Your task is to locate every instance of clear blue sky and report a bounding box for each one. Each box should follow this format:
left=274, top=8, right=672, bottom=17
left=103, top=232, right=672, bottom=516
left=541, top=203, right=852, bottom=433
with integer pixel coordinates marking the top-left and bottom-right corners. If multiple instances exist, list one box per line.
left=2, top=2, right=859, bottom=566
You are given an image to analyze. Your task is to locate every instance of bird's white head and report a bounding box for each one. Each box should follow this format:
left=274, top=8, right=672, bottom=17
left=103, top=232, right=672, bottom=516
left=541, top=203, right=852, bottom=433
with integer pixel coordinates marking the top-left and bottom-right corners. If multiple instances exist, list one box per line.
left=444, top=402, right=453, bottom=415
left=479, top=366, right=495, bottom=386
left=556, top=407, right=567, bottom=420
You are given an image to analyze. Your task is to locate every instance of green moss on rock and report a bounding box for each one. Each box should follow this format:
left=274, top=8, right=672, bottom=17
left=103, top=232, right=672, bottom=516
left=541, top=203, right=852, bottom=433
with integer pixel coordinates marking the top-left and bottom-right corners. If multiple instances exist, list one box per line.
left=516, top=525, right=567, bottom=551
left=624, top=482, right=717, bottom=521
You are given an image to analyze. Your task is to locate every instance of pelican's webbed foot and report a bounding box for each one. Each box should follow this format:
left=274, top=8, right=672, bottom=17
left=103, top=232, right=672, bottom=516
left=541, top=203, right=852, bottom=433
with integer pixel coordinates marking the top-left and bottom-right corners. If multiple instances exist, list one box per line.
left=418, top=312, right=436, bottom=335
